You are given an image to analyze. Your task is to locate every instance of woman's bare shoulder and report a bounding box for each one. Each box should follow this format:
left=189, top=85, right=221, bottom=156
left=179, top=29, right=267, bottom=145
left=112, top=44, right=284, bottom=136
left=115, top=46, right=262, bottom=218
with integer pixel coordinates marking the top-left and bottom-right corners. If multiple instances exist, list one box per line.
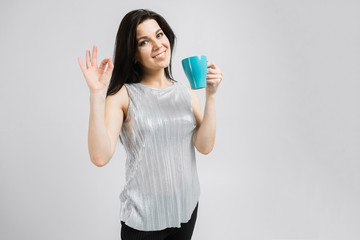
left=106, top=84, right=130, bottom=119
left=184, top=82, right=197, bottom=99
left=184, top=82, right=192, bottom=94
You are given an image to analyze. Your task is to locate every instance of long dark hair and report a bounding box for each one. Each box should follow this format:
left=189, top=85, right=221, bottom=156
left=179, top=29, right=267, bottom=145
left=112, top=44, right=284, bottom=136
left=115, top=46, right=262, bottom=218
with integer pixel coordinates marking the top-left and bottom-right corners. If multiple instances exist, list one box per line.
left=107, top=9, right=176, bottom=97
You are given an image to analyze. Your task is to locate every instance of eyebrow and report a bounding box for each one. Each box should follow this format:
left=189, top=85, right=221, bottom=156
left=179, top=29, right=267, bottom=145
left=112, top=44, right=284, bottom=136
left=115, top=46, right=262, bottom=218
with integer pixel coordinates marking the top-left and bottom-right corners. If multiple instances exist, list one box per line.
left=137, top=28, right=162, bottom=42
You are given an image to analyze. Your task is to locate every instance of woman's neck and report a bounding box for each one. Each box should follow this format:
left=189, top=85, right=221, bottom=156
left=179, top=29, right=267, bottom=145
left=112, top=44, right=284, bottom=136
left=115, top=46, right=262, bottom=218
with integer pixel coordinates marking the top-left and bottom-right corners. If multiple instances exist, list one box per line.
left=140, top=68, right=171, bottom=87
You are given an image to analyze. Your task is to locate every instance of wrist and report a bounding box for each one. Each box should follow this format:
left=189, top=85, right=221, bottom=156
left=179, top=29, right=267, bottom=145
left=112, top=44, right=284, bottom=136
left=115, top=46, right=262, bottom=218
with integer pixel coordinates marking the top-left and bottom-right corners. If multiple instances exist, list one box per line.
left=89, top=91, right=107, bottom=101
left=205, top=92, right=216, bottom=100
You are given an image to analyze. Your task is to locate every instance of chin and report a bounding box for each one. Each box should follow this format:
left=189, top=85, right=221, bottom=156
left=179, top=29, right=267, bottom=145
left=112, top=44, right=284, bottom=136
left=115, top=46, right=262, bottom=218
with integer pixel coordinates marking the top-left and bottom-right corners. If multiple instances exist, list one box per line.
left=164, top=58, right=171, bottom=67
left=163, top=61, right=171, bottom=67
left=158, top=60, right=171, bottom=69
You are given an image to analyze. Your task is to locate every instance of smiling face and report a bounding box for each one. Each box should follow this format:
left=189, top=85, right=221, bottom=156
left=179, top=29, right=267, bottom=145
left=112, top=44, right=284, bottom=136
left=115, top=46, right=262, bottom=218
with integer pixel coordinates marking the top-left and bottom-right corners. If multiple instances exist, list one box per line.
left=134, top=19, right=171, bottom=72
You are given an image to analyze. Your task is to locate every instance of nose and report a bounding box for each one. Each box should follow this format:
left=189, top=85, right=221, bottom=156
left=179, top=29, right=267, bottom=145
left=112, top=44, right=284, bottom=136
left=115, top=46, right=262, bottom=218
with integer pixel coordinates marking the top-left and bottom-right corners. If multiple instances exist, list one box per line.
left=152, top=38, right=162, bottom=50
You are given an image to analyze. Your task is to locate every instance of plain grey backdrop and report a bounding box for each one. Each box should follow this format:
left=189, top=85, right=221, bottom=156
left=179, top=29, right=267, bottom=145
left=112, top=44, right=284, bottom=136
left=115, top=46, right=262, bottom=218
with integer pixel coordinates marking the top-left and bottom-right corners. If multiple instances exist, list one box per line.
left=1, top=0, right=359, bottom=239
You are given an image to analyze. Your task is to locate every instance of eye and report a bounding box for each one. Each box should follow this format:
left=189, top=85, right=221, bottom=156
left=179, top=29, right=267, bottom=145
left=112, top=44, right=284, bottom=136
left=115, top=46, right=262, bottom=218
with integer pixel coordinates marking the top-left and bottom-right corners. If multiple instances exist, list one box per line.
left=139, top=40, right=148, bottom=46
left=157, top=32, right=164, bottom=38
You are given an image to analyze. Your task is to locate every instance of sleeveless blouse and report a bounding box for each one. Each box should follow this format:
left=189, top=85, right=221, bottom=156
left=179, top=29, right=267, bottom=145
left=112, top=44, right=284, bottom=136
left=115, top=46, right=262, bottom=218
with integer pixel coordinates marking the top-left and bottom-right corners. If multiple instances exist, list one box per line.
left=118, top=79, right=201, bottom=231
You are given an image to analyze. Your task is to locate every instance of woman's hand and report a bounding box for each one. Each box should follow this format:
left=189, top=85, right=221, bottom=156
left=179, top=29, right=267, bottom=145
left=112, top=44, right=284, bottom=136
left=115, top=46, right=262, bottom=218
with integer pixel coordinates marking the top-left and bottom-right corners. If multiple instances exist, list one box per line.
left=206, top=61, right=223, bottom=96
left=77, top=45, right=114, bottom=96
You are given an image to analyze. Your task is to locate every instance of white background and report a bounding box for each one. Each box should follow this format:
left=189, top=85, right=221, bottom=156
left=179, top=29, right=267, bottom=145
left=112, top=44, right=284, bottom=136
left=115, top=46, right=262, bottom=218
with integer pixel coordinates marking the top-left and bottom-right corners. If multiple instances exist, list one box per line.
left=1, top=0, right=359, bottom=239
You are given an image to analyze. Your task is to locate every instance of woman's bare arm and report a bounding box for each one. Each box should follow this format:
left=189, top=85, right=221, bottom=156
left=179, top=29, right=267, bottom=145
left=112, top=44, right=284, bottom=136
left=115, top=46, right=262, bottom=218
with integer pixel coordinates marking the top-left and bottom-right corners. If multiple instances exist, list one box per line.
left=88, top=88, right=127, bottom=167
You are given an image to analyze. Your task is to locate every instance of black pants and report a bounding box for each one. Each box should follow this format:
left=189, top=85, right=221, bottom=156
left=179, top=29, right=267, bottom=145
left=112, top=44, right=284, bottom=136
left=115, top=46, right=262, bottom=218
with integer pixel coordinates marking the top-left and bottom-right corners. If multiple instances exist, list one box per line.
left=121, top=201, right=199, bottom=240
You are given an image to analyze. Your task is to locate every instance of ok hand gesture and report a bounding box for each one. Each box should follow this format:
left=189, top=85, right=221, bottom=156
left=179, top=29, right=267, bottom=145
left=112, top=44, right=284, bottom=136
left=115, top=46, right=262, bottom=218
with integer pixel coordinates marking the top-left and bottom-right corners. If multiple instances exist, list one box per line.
left=77, top=45, right=114, bottom=96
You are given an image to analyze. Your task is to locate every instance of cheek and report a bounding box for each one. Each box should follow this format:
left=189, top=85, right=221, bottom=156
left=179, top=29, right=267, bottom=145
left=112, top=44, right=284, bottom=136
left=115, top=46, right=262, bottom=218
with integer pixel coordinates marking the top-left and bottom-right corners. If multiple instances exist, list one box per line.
left=165, top=39, right=171, bottom=48
left=164, top=41, right=171, bottom=54
left=138, top=48, right=151, bottom=60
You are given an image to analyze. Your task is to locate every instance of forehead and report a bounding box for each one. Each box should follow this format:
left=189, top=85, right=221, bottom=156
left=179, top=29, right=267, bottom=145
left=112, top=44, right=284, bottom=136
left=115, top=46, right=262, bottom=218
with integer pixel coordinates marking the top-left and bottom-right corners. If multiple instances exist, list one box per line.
left=136, top=19, right=161, bottom=37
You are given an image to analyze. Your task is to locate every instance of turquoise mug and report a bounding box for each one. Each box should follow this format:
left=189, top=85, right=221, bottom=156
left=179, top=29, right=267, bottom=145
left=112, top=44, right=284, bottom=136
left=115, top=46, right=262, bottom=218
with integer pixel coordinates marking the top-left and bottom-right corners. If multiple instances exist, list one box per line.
left=181, top=55, right=208, bottom=89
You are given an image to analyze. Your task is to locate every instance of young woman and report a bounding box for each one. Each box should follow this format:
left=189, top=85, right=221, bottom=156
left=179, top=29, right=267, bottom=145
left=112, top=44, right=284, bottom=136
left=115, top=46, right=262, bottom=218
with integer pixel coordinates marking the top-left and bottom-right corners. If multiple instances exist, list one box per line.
left=78, top=9, right=222, bottom=240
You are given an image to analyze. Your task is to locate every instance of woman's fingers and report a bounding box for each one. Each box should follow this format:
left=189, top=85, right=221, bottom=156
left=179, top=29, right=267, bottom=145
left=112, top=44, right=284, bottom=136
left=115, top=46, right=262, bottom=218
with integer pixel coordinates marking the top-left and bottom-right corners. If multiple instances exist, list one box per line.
left=207, top=61, right=217, bottom=69
left=206, top=60, right=222, bottom=96
left=86, top=50, right=92, bottom=68
left=105, top=58, right=114, bottom=75
left=207, top=60, right=223, bottom=81
left=207, top=68, right=222, bottom=74
left=206, top=79, right=217, bottom=85
left=78, top=57, right=87, bottom=74
left=91, top=45, right=98, bottom=67
left=206, top=74, right=222, bottom=79
left=99, top=58, right=108, bottom=71
left=98, top=58, right=114, bottom=76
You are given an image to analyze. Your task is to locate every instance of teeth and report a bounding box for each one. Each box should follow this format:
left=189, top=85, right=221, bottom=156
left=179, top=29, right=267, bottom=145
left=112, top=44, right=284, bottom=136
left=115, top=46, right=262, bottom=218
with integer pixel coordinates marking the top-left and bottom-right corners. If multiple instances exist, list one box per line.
left=154, top=51, right=165, bottom=58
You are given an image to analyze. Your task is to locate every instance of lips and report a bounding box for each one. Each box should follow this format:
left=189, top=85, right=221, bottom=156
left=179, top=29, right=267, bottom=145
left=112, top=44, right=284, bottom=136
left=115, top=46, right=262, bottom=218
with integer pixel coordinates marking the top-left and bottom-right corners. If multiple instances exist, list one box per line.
left=153, top=50, right=166, bottom=58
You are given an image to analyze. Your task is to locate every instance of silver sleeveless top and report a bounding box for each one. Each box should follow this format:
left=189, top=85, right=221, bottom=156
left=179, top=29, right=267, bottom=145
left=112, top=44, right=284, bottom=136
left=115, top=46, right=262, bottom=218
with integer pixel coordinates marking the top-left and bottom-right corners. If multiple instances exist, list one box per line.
left=118, top=79, right=201, bottom=231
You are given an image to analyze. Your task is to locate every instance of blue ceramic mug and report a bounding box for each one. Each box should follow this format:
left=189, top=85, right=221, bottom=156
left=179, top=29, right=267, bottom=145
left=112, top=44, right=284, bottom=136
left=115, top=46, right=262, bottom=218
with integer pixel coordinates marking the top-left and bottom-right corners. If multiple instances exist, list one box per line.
left=181, top=55, right=208, bottom=89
